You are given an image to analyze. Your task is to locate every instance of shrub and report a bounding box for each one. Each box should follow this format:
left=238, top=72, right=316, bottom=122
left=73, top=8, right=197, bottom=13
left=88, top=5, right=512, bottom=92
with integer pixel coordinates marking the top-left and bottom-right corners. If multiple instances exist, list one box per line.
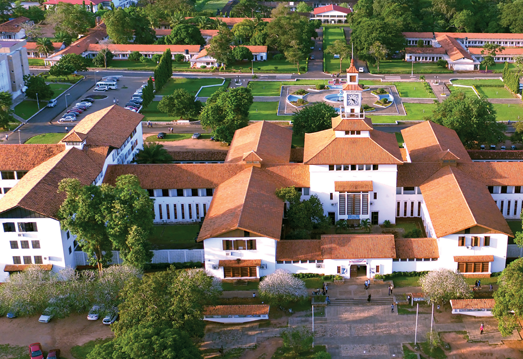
left=259, top=269, right=308, bottom=306
left=437, top=59, right=448, bottom=68
left=128, top=51, right=142, bottom=62
left=315, top=84, right=325, bottom=90
left=293, top=273, right=322, bottom=279
left=200, top=65, right=207, bottom=69
left=280, top=326, right=313, bottom=355
left=174, top=54, right=185, bottom=63
left=322, top=275, right=334, bottom=281
left=375, top=88, right=387, bottom=94
left=140, top=56, right=152, bottom=63
left=296, top=98, right=306, bottom=106
left=299, top=65, right=306, bottom=72
left=293, top=89, right=308, bottom=95
left=334, top=275, right=343, bottom=280
left=274, top=66, right=278, bottom=71
left=417, top=39, right=424, bottom=48
left=382, top=98, right=389, bottom=104
left=383, top=220, right=392, bottom=228
left=152, top=54, right=162, bottom=63
left=405, top=228, right=422, bottom=238
left=374, top=274, right=385, bottom=279
left=273, top=54, right=285, bottom=60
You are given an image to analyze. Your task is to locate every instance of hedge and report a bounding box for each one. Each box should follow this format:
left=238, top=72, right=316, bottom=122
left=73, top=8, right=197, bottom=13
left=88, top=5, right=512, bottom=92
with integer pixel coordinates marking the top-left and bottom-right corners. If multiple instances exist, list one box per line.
left=503, top=62, right=521, bottom=95
left=375, top=271, right=429, bottom=280
left=143, top=261, right=203, bottom=271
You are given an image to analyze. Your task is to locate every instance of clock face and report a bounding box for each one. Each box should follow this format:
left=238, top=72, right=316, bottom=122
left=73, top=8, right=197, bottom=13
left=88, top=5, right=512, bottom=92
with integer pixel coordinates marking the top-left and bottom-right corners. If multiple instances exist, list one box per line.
left=347, top=94, right=360, bottom=106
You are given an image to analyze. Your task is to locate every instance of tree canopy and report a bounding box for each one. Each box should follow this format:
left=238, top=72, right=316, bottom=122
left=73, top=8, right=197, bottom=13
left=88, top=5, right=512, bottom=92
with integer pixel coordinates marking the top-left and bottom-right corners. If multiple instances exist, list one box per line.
left=493, top=258, right=523, bottom=336
left=325, top=39, right=351, bottom=73
left=92, top=48, right=114, bottom=68
left=207, top=27, right=235, bottom=66
left=0, top=91, right=15, bottom=130
left=134, top=143, right=173, bottom=164
left=259, top=270, right=308, bottom=306
left=158, top=88, right=203, bottom=120
left=57, top=54, right=88, bottom=72
left=104, top=8, right=134, bottom=44
left=419, top=269, right=472, bottom=304
left=23, top=74, right=54, bottom=100
left=428, top=92, right=506, bottom=149
left=291, top=102, right=338, bottom=138
left=165, top=24, right=206, bottom=46
left=45, top=3, right=95, bottom=38
left=266, top=13, right=317, bottom=57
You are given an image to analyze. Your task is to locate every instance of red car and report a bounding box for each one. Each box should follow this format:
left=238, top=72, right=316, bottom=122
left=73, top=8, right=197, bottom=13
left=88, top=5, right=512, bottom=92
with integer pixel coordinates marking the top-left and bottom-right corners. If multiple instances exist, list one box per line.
left=28, top=343, right=44, bottom=359
left=67, top=108, right=83, bottom=114
left=47, top=348, right=60, bottom=359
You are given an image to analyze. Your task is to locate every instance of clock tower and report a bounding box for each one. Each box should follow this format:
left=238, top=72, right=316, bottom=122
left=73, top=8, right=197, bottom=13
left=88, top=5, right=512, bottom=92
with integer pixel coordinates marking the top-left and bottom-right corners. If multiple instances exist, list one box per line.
left=342, top=59, right=364, bottom=118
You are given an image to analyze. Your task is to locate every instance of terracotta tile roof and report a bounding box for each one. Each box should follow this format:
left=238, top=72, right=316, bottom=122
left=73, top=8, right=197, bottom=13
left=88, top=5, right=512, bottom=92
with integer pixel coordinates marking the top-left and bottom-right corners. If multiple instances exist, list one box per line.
left=204, top=304, right=270, bottom=316
left=454, top=255, right=494, bottom=262
left=320, top=234, right=396, bottom=259
left=4, top=264, right=53, bottom=272
left=154, top=29, right=171, bottom=36
left=44, top=0, right=104, bottom=4
left=218, top=259, right=262, bottom=267
left=225, top=121, right=292, bottom=164
left=395, top=238, right=439, bottom=259
left=276, top=240, right=322, bottom=261
left=304, top=129, right=403, bottom=165
left=313, top=4, right=351, bottom=14
left=435, top=32, right=523, bottom=40
left=397, top=162, right=441, bottom=187
left=0, top=147, right=105, bottom=219
left=87, top=44, right=201, bottom=53
left=334, top=181, right=373, bottom=192
left=208, top=17, right=273, bottom=26
left=0, top=144, right=65, bottom=170
left=200, top=29, right=219, bottom=37
left=420, top=166, right=512, bottom=237
left=262, top=164, right=310, bottom=187
left=346, top=58, right=358, bottom=73
left=24, top=42, right=63, bottom=52
left=435, top=34, right=473, bottom=61
left=468, top=47, right=523, bottom=56
left=401, top=121, right=471, bottom=163
left=48, top=23, right=107, bottom=59
left=65, top=105, right=143, bottom=148
left=439, top=150, right=460, bottom=161
left=193, top=45, right=267, bottom=61
left=467, top=150, right=523, bottom=160
left=405, top=47, right=446, bottom=55
left=342, top=83, right=365, bottom=91
left=243, top=151, right=263, bottom=162
left=459, top=162, right=523, bottom=186
left=198, top=167, right=284, bottom=241
left=103, top=163, right=246, bottom=189
left=399, top=148, right=408, bottom=162
left=332, top=116, right=373, bottom=131
left=450, top=299, right=495, bottom=310
left=403, top=32, right=434, bottom=39
left=0, top=17, right=30, bottom=33
left=61, top=131, right=86, bottom=142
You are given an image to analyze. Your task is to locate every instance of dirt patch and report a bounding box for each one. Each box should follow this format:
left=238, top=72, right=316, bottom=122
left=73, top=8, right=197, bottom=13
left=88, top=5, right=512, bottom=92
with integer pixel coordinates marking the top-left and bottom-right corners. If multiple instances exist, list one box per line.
left=242, top=337, right=283, bottom=359
left=0, top=314, right=113, bottom=358
left=440, top=332, right=523, bottom=358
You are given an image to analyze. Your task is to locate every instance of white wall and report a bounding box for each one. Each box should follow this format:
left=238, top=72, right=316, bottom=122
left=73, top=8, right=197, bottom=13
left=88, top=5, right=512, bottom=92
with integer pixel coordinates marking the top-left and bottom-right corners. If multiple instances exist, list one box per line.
left=152, top=191, right=213, bottom=223
left=491, top=187, right=523, bottom=219
left=324, top=258, right=393, bottom=278
left=392, top=258, right=441, bottom=272
left=0, top=55, right=10, bottom=93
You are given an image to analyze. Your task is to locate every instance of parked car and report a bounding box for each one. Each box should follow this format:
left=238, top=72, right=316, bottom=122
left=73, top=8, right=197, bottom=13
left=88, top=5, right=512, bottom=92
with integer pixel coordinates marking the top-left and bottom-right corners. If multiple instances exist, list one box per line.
left=359, top=67, right=365, bottom=73
left=490, top=145, right=496, bottom=150
left=46, top=349, right=60, bottom=359
left=74, top=105, right=87, bottom=111
left=192, top=133, right=201, bottom=139
left=157, top=132, right=166, bottom=139
left=102, top=310, right=119, bottom=325
left=94, top=86, right=108, bottom=92
left=125, top=102, right=140, bottom=108
left=501, top=145, right=506, bottom=150
left=59, top=117, right=77, bottom=123
left=47, top=99, right=57, bottom=108
left=310, top=55, right=315, bottom=60
left=511, top=145, right=517, bottom=150
left=76, top=101, right=92, bottom=107
left=134, top=89, right=143, bottom=95
left=39, top=307, right=54, bottom=323
left=480, top=145, right=486, bottom=150
left=87, top=305, right=100, bottom=321
left=67, top=109, right=82, bottom=114
left=82, top=98, right=95, bottom=103
left=102, top=76, right=119, bottom=82
left=28, top=343, right=44, bottom=359
left=128, top=101, right=141, bottom=107
left=131, top=97, right=143, bottom=103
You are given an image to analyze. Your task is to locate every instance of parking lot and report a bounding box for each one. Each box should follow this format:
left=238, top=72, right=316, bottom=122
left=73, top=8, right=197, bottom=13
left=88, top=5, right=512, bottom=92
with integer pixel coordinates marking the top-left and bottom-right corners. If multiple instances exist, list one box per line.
left=51, top=75, right=150, bottom=127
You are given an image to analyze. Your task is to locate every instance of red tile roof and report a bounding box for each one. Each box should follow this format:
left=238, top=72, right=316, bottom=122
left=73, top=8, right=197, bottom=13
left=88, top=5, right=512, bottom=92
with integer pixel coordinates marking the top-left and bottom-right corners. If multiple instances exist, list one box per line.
left=48, top=23, right=106, bottom=59
left=218, top=259, right=262, bottom=267
left=334, top=181, right=373, bottom=192
left=0, top=17, right=30, bottom=33
left=204, top=304, right=269, bottom=316
left=24, top=42, right=63, bottom=52
left=44, top=0, right=104, bottom=5
left=331, top=116, right=373, bottom=131
left=435, top=32, right=523, bottom=40
left=468, top=47, right=523, bottom=56
left=0, top=144, right=65, bottom=171
left=435, top=34, right=473, bottom=61
left=61, top=131, right=86, bottom=143
left=276, top=240, right=322, bottom=261
left=320, top=234, right=396, bottom=259
left=87, top=44, right=201, bottom=53
left=313, top=5, right=351, bottom=14
left=405, top=47, right=446, bottom=55
left=454, top=255, right=494, bottom=262
left=342, top=83, right=365, bottom=91
left=395, top=238, right=439, bottom=259
left=450, top=299, right=495, bottom=310
left=402, top=32, right=434, bottom=39
left=346, top=58, right=358, bottom=73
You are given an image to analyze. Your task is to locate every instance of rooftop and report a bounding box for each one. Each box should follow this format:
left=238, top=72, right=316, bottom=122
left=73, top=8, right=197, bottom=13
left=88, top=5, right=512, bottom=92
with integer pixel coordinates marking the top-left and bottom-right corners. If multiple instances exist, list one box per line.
left=0, top=17, right=30, bottom=33
left=313, top=4, right=352, bottom=14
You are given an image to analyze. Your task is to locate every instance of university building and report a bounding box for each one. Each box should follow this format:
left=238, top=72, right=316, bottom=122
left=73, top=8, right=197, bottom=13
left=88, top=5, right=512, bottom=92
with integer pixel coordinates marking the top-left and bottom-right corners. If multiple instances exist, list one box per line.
left=1, top=64, right=522, bottom=281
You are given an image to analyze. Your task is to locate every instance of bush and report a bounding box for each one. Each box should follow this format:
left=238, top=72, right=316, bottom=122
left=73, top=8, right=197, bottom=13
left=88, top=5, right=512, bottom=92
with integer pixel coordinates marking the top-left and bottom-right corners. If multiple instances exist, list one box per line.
left=299, top=65, right=306, bottom=72
left=375, top=88, right=387, bottom=94
left=374, top=274, right=385, bottom=279
left=128, top=51, right=142, bottom=62
left=322, top=275, right=334, bottom=281
left=293, top=273, right=322, bottom=279
left=152, top=54, right=162, bottom=63
left=259, top=269, right=308, bottom=306
left=334, top=275, right=343, bottom=280
left=281, top=326, right=313, bottom=355
left=273, top=54, right=285, bottom=60
left=174, top=54, right=185, bottom=63
left=140, top=56, right=152, bottom=63
left=293, top=89, right=308, bottom=95
left=200, top=65, right=207, bottom=69
left=315, top=84, right=325, bottom=90
left=296, top=98, right=306, bottom=106
left=383, top=220, right=392, bottom=228
left=143, top=262, right=203, bottom=271
left=405, top=228, right=422, bottom=238
left=437, top=59, right=448, bottom=68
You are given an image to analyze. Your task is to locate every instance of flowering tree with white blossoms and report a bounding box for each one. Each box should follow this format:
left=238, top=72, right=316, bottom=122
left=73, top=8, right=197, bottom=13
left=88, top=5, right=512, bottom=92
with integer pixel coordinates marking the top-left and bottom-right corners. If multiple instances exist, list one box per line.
left=419, top=269, right=472, bottom=304
left=259, top=269, right=308, bottom=306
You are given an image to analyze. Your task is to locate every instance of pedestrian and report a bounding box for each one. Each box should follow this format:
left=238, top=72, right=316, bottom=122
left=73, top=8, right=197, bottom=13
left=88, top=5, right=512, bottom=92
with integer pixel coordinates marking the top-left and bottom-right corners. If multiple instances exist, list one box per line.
left=391, top=303, right=394, bottom=313
left=364, top=281, right=368, bottom=290
left=65, top=127, right=68, bottom=132
left=388, top=285, right=392, bottom=296
left=325, top=284, right=328, bottom=294
left=252, top=292, right=256, bottom=298
left=367, top=294, right=371, bottom=302
left=475, top=280, right=478, bottom=288
left=478, top=279, right=481, bottom=288
left=407, top=295, right=411, bottom=305
left=390, top=286, right=393, bottom=295
left=322, top=289, right=326, bottom=296
left=5, top=134, right=8, bottom=141
left=113, top=97, right=116, bottom=104
left=367, top=279, right=370, bottom=289
left=490, top=284, right=493, bottom=291
left=326, top=296, right=331, bottom=304
left=480, top=323, right=484, bottom=335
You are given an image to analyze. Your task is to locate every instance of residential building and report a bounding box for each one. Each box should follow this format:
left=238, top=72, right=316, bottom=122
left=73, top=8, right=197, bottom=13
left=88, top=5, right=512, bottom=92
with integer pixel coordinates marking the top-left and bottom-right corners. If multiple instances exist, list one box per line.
left=0, top=17, right=31, bottom=39
left=24, top=41, right=64, bottom=59
left=83, top=44, right=201, bottom=61
left=0, top=40, right=29, bottom=97
left=154, top=29, right=219, bottom=44
left=310, top=5, right=351, bottom=23
left=43, top=0, right=137, bottom=12
left=190, top=45, right=267, bottom=68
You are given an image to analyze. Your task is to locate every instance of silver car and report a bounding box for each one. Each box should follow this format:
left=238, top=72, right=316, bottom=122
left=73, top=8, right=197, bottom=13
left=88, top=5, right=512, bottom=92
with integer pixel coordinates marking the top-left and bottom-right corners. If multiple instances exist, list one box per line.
left=87, top=305, right=100, bottom=320
left=39, top=307, right=54, bottom=323
left=102, top=310, right=118, bottom=325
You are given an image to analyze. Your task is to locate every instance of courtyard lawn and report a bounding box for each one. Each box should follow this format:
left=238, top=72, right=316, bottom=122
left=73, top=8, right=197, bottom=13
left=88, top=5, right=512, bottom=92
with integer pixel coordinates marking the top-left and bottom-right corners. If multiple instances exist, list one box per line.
left=369, top=103, right=437, bottom=123
left=110, top=60, right=158, bottom=71
left=145, top=133, right=211, bottom=142
left=394, top=82, right=435, bottom=98
left=273, top=345, right=328, bottom=358
left=157, top=77, right=224, bottom=96
left=198, top=79, right=230, bottom=97
left=323, top=27, right=350, bottom=74
left=48, top=83, right=71, bottom=97
left=448, top=85, right=476, bottom=97
left=361, top=80, right=393, bottom=87
left=148, top=224, right=203, bottom=250
left=392, top=275, right=420, bottom=287
left=221, top=281, right=259, bottom=291
left=14, top=99, right=45, bottom=120
left=452, top=79, right=504, bottom=86
left=195, top=0, right=229, bottom=12
left=292, top=133, right=305, bottom=147
left=476, top=86, right=514, bottom=99
left=303, top=277, right=324, bottom=289
left=25, top=133, right=65, bottom=144
left=479, top=62, right=517, bottom=73
left=464, top=277, right=498, bottom=286
left=228, top=58, right=307, bottom=74
left=369, top=60, right=453, bottom=74
left=44, top=74, right=83, bottom=84
left=141, top=101, right=176, bottom=122
left=28, top=58, right=45, bottom=66
left=248, top=80, right=329, bottom=96
left=249, top=102, right=281, bottom=121
left=492, top=103, right=523, bottom=122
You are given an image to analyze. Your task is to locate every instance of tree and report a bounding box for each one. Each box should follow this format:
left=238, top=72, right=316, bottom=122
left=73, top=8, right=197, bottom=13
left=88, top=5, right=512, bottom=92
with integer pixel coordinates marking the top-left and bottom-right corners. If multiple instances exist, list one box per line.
left=45, top=3, right=95, bottom=38
left=141, top=77, right=155, bottom=108
left=134, top=143, right=173, bottom=164
left=436, top=59, right=448, bottom=68
left=21, top=22, right=42, bottom=40
left=292, top=102, right=338, bottom=138
left=154, top=49, right=172, bottom=92
left=199, top=87, right=253, bottom=143
left=360, top=218, right=371, bottom=233
left=36, top=38, right=54, bottom=58
left=58, top=54, right=88, bottom=72
left=13, top=4, right=45, bottom=22
left=266, top=13, right=317, bottom=56
left=259, top=270, right=308, bottom=306
left=232, top=19, right=255, bottom=44
left=124, top=6, right=156, bottom=45
left=451, top=9, right=476, bottom=32
left=481, top=42, right=505, bottom=71
left=93, top=48, right=114, bottom=68
left=232, top=46, right=253, bottom=61
left=49, top=62, right=75, bottom=77
left=285, top=41, right=306, bottom=73
left=296, top=2, right=313, bottom=13
left=104, top=8, right=134, bottom=44
left=158, top=89, right=202, bottom=120
left=0, top=0, right=12, bottom=22
left=23, top=74, right=54, bottom=100
left=231, top=0, right=271, bottom=17
left=165, top=24, right=205, bottom=46
left=368, top=41, right=388, bottom=72
left=280, top=326, right=314, bottom=355
left=53, top=31, right=73, bottom=46
left=514, top=55, right=523, bottom=72
left=428, top=92, right=506, bottom=148
left=481, top=56, right=496, bottom=72
left=0, top=91, right=15, bottom=130
left=419, top=269, right=472, bottom=304
left=129, top=51, right=143, bottom=62
left=500, top=1, right=523, bottom=33
left=207, top=27, right=234, bottom=67
left=271, top=3, right=290, bottom=17
left=493, top=258, right=523, bottom=336
left=325, top=39, right=351, bottom=73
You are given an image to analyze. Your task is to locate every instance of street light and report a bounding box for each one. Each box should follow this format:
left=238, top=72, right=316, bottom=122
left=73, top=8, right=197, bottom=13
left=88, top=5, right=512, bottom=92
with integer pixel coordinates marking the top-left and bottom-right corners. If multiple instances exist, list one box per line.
left=65, top=93, right=71, bottom=109
left=311, top=304, right=315, bottom=348
left=36, top=93, right=40, bottom=110
left=411, top=59, right=415, bottom=77
left=251, top=59, right=254, bottom=76
left=18, top=129, right=21, bottom=144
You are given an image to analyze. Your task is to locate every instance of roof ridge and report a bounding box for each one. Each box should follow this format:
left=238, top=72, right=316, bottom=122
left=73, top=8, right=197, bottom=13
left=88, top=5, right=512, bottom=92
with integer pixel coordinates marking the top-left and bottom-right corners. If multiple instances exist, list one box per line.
left=369, top=132, right=403, bottom=164
left=304, top=130, right=336, bottom=164
left=253, top=121, right=265, bottom=157
left=235, top=167, right=256, bottom=232
left=448, top=166, right=478, bottom=229
left=427, top=121, right=444, bottom=153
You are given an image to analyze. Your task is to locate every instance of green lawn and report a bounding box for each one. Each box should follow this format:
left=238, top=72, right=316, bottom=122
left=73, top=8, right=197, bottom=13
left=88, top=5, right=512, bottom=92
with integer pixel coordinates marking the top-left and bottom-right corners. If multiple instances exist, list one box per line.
left=43, top=74, right=83, bottom=84
left=369, top=103, right=436, bottom=123
left=14, top=100, right=45, bottom=120
left=464, top=277, right=498, bottom=286
left=403, top=344, right=418, bottom=359
left=492, top=103, right=523, bottom=122
left=198, top=79, right=230, bottom=97
left=28, top=58, right=45, bottom=66
left=303, top=277, right=324, bottom=289
left=195, top=0, right=229, bottom=12
left=145, top=133, right=211, bottom=142
left=369, top=60, right=453, bottom=74
left=479, top=62, right=517, bottom=73
left=25, top=133, right=65, bottom=144
left=448, top=85, right=476, bottom=96
left=248, top=80, right=329, bottom=96
left=272, top=345, right=328, bottom=359
left=148, top=224, right=203, bottom=250
left=395, top=132, right=404, bottom=147
left=221, top=281, right=259, bottom=291
left=394, top=82, right=435, bottom=98
left=48, top=83, right=71, bottom=98
left=157, top=77, right=224, bottom=96
left=323, top=27, right=350, bottom=74
left=71, top=338, right=113, bottom=359
left=452, top=79, right=504, bottom=86
left=0, top=343, right=30, bottom=359
left=394, top=221, right=419, bottom=233
left=141, top=101, right=179, bottom=122
left=392, top=276, right=420, bottom=287
left=228, top=57, right=307, bottom=74
left=109, top=60, right=192, bottom=72
left=477, top=86, right=514, bottom=99
left=292, top=133, right=305, bottom=147
left=249, top=102, right=281, bottom=121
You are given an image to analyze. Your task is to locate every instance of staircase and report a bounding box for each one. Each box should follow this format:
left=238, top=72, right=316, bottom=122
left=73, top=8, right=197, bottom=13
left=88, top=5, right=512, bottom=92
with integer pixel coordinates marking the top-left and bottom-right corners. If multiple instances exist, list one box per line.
left=329, top=297, right=393, bottom=306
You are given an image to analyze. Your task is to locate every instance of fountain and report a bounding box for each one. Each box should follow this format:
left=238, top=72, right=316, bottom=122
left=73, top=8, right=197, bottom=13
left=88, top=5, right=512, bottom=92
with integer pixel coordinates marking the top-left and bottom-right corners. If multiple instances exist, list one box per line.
left=324, top=90, right=344, bottom=103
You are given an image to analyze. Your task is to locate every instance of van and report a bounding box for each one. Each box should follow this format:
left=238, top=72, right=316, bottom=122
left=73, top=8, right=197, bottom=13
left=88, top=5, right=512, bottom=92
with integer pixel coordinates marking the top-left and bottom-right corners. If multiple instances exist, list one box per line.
left=95, top=81, right=117, bottom=90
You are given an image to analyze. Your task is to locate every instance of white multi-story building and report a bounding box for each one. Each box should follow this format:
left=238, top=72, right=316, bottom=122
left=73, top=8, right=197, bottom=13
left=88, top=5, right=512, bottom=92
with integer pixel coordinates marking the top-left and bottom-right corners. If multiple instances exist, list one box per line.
left=0, top=39, right=30, bottom=97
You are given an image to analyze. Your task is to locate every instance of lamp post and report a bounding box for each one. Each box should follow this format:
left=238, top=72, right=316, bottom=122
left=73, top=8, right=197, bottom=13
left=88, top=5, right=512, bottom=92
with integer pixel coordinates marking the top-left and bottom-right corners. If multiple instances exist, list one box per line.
left=65, top=93, right=71, bottom=109
left=252, top=59, right=254, bottom=76
left=411, top=59, right=415, bottom=77
left=36, top=93, right=40, bottom=110
left=414, top=302, right=419, bottom=344
left=311, top=304, right=315, bottom=348
left=18, top=129, right=21, bottom=144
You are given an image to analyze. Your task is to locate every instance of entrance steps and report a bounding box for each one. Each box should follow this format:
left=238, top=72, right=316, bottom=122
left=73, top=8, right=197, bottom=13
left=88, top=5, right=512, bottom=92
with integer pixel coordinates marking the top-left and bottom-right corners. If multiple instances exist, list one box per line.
left=329, top=297, right=393, bottom=306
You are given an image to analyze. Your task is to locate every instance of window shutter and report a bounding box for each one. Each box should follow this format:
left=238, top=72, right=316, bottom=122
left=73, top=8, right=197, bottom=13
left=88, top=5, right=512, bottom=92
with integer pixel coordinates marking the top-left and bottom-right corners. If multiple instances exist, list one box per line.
left=458, top=263, right=465, bottom=273
left=484, top=236, right=490, bottom=246
left=482, top=262, right=489, bottom=272
left=458, top=237, right=465, bottom=246
left=337, top=266, right=341, bottom=274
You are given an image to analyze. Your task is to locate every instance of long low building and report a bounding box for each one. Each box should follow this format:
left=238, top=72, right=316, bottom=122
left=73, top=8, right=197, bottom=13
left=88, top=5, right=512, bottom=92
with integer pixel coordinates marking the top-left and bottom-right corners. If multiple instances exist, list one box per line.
left=83, top=44, right=201, bottom=61
left=190, top=45, right=267, bottom=68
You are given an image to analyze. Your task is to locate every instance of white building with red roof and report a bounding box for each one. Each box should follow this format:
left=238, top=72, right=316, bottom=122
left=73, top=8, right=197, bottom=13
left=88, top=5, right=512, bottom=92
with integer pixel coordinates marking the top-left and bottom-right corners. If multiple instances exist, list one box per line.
left=311, top=5, right=351, bottom=24
left=43, top=0, right=137, bottom=12
left=190, top=45, right=267, bottom=68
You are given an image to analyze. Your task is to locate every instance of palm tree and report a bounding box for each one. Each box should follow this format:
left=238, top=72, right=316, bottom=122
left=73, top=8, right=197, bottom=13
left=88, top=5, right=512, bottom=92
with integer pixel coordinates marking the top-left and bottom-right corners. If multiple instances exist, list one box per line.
left=169, top=13, right=185, bottom=28
left=53, top=31, right=73, bottom=46
left=36, top=38, right=55, bottom=57
left=360, top=219, right=371, bottom=233
left=134, top=143, right=173, bottom=164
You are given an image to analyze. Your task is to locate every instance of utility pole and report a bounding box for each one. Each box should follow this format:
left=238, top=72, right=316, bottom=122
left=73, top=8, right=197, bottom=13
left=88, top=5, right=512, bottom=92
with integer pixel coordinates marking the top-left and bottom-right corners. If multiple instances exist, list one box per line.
left=36, top=93, right=39, bottom=110
left=414, top=302, right=419, bottom=344
left=312, top=304, right=315, bottom=348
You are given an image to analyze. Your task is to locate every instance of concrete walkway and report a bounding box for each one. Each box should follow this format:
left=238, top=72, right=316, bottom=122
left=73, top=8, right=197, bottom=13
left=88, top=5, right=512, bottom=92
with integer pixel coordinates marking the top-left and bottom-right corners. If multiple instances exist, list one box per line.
left=488, top=98, right=523, bottom=104
left=429, top=81, right=451, bottom=102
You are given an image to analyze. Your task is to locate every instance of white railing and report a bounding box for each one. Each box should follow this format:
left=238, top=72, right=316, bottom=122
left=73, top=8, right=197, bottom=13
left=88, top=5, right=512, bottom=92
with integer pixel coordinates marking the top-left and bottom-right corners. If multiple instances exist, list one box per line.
left=74, top=249, right=204, bottom=266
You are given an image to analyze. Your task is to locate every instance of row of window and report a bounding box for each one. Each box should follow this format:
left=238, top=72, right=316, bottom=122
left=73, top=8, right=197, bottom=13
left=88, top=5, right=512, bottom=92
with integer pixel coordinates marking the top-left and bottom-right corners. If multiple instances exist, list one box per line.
left=157, top=203, right=207, bottom=221
left=13, top=255, right=43, bottom=264
left=458, top=236, right=490, bottom=247
left=498, top=199, right=521, bottom=217
left=397, top=187, right=420, bottom=195
left=223, top=239, right=257, bottom=250
left=149, top=188, right=214, bottom=198
left=277, top=260, right=324, bottom=264
left=10, top=240, right=40, bottom=249
left=3, top=222, right=38, bottom=232
left=393, top=258, right=438, bottom=262
left=458, top=262, right=489, bottom=273
left=488, top=186, right=522, bottom=194
left=328, top=164, right=379, bottom=171
left=339, top=193, right=369, bottom=216
left=223, top=266, right=257, bottom=278
left=1, top=171, right=27, bottom=180
left=397, top=201, right=422, bottom=217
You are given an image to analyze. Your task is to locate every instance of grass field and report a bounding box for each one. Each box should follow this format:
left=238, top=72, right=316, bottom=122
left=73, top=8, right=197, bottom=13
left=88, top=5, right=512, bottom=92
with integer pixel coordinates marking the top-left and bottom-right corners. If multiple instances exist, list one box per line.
left=369, top=60, right=453, bottom=74
left=198, top=79, right=230, bottom=97
left=228, top=57, right=307, bottom=74
left=148, top=224, right=203, bottom=250
left=448, top=85, right=476, bottom=96
left=492, top=103, right=523, bottom=122
left=71, top=338, right=113, bottom=359
left=195, top=0, right=229, bottom=12
left=273, top=345, right=328, bottom=359
left=323, top=27, right=350, bottom=73
left=157, top=77, right=225, bottom=96
left=248, top=80, right=330, bottom=96
left=48, top=83, right=71, bottom=97
left=109, top=60, right=192, bottom=71
left=477, top=86, right=514, bottom=99
left=141, top=101, right=176, bottom=122
left=25, top=133, right=65, bottom=144
left=145, top=133, right=211, bottom=142
left=14, top=100, right=44, bottom=120
left=28, top=58, right=45, bottom=66
left=479, top=62, right=517, bottom=73
left=221, top=281, right=259, bottom=291
left=452, top=79, right=504, bottom=86
left=395, top=132, right=404, bottom=146
left=44, top=74, right=83, bottom=84
left=369, top=103, right=437, bottom=123
left=394, top=82, right=435, bottom=98
left=507, top=220, right=522, bottom=235
left=392, top=276, right=420, bottom=287
left=249, top=102, right=281, bottom=121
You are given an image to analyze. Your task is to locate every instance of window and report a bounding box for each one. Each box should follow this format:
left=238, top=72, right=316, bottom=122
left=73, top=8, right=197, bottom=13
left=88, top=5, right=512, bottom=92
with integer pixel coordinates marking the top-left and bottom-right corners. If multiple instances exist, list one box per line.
left=303, top=188, right=310, bottom=196
left=484, top=236, right=490, bottom=246
left=330, top=193, right=333, bottom=200
left=234, top=240, right=246, bottom=250
left=31, top=240, right=40, bottom=249
left=507, top=201, right=511, bottom=216
left=191, top=189, right=199, bottom=197
left=181, top=204, right=185, bottom=219
left=196, top=204, right=200, bottom=219
left=16, top=171, right=27, bottom=179
left=335, top=165, right=341, bottom=171
left=147, top=189, right=154, bottom=197
left=206, top=188, right=213, bottom=196
left=351, top=165, right=356, bottom=171
left=458, top=262, right=489, bottom=273
left=343, top=165, right=350, bottom=171
left=397, top=202, right=400, bottom=217
left=34, top=256, right=43, bottom=264
left=329, top=165, right=334, bottom=171
left=396, top=187, right=402, bottom=194
left=1, top=171, right=15, bottom=179
left=373, top=193, right=377, bottom=200
left=177, top=189, right=184, bottom=197
left=188, top=204, right=192, bottom=219
left=23, top=256, right=32, bottom=264
left=20, top=240, right=29, bottom=249
left=66, top=231, right=70, bottom=239
left=373, top=165, right=379, bottom=170
left=515, top=201, right=519, bottom=216
left=358, top=165, right=364, bottom=170
left=174, top=204, right=178, bottom=220
left=3, top=222, right=15, bottom=232
left=158, top=204, right=163, bottom=220
left=501, top=186, right=508, bottom=194
left=458, top=236, right=465, bottom=246
left=166, top=204, right=170, bottom=220
left=365, top=165, right=371, bottom=171
left=515, top=186, right=521, bottom=194
left=222, top=240, right=233, bottom=250
left=223, top=266, right=257, bottom=278
left=244, top=231, right=250, bottom=237
left=465, top=228, right=470, bottom=234
left=161, top=189, right=169, bottom=197
left=68, top=246, right=72, bottom=254
left=403, top=202, right=407, bottom=217
left=500, top=201, right=504, bottom=214
left=487, top=186, right=494, bottom=194
left=403, top=187, right=415, bottom=194
left=418, top=202, right=421, bottom=216
left=13, top=256, right=21, bottom=264
left=10, top=241, right=18, bottom=249
left=3, top=188, right=11, bottom=193
left=410, top=202, right=414, bottom=217
left=472, top=236, right=480, bottom=247
left=247, top=239, right=257, bottom=250
left=203, top=203, right=207, bottom=216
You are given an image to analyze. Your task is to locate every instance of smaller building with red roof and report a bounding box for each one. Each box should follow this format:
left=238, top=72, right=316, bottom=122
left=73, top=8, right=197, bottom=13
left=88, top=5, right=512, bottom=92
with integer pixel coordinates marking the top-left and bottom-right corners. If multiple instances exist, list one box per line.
left=311, top=5, right=351, bottom=24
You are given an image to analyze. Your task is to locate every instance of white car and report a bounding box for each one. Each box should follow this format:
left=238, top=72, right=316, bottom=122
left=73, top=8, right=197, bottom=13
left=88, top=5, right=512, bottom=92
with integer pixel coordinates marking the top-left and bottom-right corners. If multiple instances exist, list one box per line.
left=59, top=117, right=77, bottom=123
left=102, top=310, right=118, bottom=325
left=39, top=308, right=53, bottom=323
left=47, top=99, right=58, bottom=108
left=76, top=102, right=92, bottom=107
left=87, top=305, right=100, bottom=320
left=94, top=86, right=108, bottom=92
left=358, top=67, right=365, bottom=73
